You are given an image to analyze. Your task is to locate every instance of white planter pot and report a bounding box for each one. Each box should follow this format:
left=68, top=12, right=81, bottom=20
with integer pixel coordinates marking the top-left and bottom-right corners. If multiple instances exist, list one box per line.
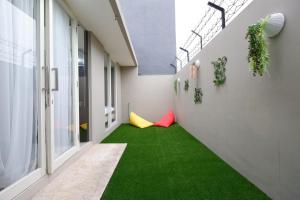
left=264, top=13, right=285, bottom=38
left=194, top=59, right=201, bottom=68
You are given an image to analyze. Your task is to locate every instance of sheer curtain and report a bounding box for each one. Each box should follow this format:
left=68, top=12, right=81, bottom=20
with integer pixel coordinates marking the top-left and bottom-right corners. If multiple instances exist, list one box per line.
left=53, top=0, right=74, bottom=158
left=0, top=0, right=38, bottom=189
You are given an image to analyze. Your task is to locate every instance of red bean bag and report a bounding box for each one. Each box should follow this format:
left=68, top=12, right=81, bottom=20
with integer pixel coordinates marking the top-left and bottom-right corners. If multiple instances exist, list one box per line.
left=154, top=111, right=175, bottom=127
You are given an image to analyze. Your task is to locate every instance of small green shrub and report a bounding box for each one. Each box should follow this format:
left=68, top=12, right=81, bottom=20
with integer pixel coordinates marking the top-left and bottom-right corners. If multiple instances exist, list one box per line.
left=184, top=80, right=189, bottom=91
left=194, top=88, right=203, bottom=104
left=174, top=79, right=177, bottom=94
left=245, top=17, right=270, bottom=76
left=212, top=56, right=227, bottom=86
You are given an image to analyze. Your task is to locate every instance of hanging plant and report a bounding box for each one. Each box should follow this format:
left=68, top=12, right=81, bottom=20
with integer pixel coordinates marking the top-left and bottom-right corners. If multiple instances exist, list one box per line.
left=194, top=88, right=203, bottom=104
left=184, top=80, right=189, bottom=92
left=212, top=56, right=227, bottom=86
left=245, top=16, right=270, bottom=76
left=174, top=79, right=178, bottom=94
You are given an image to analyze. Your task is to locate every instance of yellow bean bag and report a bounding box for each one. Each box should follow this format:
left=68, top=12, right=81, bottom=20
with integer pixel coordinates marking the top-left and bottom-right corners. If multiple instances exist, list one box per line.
left=80, top=123, right=88, bottom=130
left=129, top=112, right=153, bottom=128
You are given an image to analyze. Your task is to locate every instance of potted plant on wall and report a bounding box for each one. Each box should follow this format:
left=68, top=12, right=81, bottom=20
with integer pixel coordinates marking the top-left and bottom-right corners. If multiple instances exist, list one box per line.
left=190, top=59, right=203, bottom=104
left=246, top=17, right=270, bottom=76
left=174, top=79, right=178, bottom=94
left=174, top=78, right=180, bottom=95
left=245, top=13, right=285, bottom=76
left=194, top=88, right=203, bottom=104
left=212, top=56, right=227, bottom=86
left=184, top=79, right=189, bottom=92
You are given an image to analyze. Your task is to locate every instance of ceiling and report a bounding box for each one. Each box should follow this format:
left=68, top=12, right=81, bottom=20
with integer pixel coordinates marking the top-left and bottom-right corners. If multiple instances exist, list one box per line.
left=64, top=0, right=137, bottom=67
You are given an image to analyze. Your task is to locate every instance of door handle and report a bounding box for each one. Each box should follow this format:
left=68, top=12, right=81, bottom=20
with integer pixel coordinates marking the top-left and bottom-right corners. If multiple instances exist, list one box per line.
left=42, top=66, right=50, bottom=107
left=52, top=68, right=59, bottom=91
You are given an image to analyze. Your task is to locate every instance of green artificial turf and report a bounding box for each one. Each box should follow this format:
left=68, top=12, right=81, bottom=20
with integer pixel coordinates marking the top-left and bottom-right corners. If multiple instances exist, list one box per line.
left=101, top=123, right=270, bottom=200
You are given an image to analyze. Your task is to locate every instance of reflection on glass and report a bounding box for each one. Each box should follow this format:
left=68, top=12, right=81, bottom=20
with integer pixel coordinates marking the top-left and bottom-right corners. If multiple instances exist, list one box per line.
left=0, top=0, right=38, bottom=190
left=111, top=65, right=116, bottom=122
left=53, top=0, right=74, bottom=158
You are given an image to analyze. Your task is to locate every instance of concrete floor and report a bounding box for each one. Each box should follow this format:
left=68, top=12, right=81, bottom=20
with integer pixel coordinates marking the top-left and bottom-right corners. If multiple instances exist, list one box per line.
left=32, top=144, right=126, bottom=200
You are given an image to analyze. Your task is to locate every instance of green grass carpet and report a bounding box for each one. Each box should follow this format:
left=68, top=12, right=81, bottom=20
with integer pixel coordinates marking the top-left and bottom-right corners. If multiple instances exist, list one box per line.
left=101, top=123, right=270, bottom=200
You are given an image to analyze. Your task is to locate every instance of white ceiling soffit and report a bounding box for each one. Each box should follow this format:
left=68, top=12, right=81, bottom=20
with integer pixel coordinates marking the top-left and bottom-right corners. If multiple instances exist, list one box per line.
left=65, top=0, right=137, bottom=67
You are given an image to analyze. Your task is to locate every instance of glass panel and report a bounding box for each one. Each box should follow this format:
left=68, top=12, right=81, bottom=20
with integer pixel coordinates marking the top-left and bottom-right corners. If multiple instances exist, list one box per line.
left=104, top=64, right=108, bottom=128
left=111, top=65, right=116, bottom=122
left=52, top=0, right=74, bottom=158
left=104, top=54, right=108, bottom=128
left=111, top=66, right=115, bottom=108
left=104, top=67, right=108, bottom=107
left=0, top=0, right=38, bottom=190
left=78, top=26, right=89, bottom=142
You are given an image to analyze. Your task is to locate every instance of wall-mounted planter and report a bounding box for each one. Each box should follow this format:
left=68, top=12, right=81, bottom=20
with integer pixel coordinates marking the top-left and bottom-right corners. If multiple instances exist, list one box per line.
left=194, top=88, right=203, bottom=104
left=194, top=59, right=200, bottom=68
left=246, top=17, right=269, bottom=76
left=190, top=59, right=200, bottom=80
left=246, top=13, right=285, bottom=76
left=174, top=78, right=181, bottom=95
left=264, top=13, right=285, bottom=38
left=184, top=80, right=189, bottom=92
left=212, top=56, right=227, bottom=86
left=174, top=79, right=178, bottom=94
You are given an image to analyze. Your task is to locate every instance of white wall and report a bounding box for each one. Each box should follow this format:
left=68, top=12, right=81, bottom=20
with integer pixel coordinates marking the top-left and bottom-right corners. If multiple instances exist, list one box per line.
left=174, top=0, right=300, bottom=199
left=88, top=33, right=122, bottom=143
left=121, top=67, right=174, bottom=122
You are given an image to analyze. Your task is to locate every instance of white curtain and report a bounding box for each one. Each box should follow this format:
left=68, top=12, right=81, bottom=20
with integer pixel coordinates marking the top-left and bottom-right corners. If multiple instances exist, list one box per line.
left=0, top=0, right=37, bottom=189
left=53, top=0, right=74, bottom=158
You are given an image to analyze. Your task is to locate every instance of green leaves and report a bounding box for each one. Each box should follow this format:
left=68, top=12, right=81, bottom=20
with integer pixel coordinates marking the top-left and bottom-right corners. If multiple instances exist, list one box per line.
left=246, top=17, right=270, bottom=76
left=184, top=80, right=189, bottom=91
left=212, top=56, right=227, bottom=86
left=194, top=88, right=203, bottom=104
left=174, top=79, right=178, bottom=94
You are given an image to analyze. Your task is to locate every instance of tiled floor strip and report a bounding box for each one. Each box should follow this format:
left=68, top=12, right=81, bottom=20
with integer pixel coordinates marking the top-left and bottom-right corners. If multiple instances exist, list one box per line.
left=32, top=144, right=127, bottom=200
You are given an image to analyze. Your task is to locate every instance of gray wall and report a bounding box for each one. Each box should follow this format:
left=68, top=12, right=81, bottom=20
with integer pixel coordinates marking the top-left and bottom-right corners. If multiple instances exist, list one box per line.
left=88, top=34, right=122, bottom=143
left=121, top=67, right=174, bottom=122
left=174, top=0, right=300, bottom=199
left=119, top=0, right=176, bottom=75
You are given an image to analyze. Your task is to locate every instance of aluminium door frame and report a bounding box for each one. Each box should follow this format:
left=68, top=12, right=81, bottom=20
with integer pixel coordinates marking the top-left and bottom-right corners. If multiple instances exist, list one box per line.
left=45, top=0, right=80, bottom=174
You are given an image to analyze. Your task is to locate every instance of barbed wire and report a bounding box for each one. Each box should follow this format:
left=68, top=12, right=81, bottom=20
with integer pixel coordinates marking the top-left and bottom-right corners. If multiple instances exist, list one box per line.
left=173, top=0, right=253, bottom=71
left=177, top=0, right=223, bottom=59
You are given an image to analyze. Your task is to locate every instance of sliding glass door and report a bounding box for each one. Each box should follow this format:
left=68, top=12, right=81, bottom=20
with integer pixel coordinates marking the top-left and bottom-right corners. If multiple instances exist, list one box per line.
left=46, top=0, right=79, bottom=173
left=52, top=0, right=74, bottom=159
left=0, top=0, right=46, bottom=199
left=0, top=0, right=80, bottom=198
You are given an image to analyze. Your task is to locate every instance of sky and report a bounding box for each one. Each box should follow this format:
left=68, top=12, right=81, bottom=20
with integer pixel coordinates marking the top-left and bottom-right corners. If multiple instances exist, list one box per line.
left=175, top=0, right=208, bottom=50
